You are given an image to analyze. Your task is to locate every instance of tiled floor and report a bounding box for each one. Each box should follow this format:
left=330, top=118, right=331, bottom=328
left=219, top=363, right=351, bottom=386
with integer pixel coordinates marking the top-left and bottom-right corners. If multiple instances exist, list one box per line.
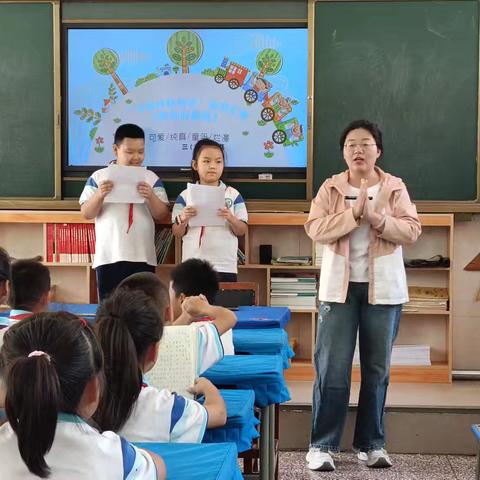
left=278, top=451, right=477, bottom=480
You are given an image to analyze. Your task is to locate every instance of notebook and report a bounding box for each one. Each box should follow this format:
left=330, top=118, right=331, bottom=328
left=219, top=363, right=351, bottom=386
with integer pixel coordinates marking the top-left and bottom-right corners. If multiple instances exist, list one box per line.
left=146, top=325, right=199, bottom=399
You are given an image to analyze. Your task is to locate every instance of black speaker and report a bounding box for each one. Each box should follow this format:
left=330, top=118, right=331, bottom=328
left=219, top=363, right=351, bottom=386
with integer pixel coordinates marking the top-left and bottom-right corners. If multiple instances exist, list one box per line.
left=259, top=244, right=272, bottom=265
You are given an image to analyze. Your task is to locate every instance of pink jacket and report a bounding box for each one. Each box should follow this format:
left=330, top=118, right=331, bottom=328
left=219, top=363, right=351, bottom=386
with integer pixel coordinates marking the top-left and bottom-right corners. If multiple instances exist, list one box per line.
left=305, top=167, right=421, bottom=304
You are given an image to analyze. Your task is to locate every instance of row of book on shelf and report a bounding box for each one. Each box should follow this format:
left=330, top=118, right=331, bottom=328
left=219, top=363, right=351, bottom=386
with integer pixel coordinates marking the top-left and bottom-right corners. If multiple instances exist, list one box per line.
left=353, top=343, right=432, bottom=366
left=270, top=273, right=318, bottom=308
left=46, top=223, right=96, bottom=263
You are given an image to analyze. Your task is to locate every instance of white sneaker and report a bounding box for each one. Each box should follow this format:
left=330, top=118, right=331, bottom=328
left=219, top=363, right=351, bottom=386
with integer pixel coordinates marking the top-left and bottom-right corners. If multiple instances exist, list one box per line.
left=362, top=448, right=393, bottom=468
left=306, top=448, right=335, bottom=471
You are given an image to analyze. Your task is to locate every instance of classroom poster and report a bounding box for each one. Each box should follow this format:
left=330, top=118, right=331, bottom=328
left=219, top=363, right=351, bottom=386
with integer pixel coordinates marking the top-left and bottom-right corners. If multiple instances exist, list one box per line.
left=67, top=28, right=308, bottom=170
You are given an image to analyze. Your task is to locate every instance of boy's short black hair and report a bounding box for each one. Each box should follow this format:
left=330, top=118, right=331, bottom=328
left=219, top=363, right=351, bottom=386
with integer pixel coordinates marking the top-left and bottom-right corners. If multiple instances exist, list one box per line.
left=114, top=123, right=145, bottom=145
left=9, top=259, right=51, bottom=311
left=170, top=258, right=219, bottom=304
left=339, top=119, right=383, bottom=154
left=0, top=247, right=11, bottom=283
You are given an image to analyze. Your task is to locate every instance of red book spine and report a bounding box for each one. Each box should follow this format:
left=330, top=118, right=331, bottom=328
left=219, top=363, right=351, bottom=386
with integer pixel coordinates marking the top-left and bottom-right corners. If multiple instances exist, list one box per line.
left=46, top=223, right=54, bottom=263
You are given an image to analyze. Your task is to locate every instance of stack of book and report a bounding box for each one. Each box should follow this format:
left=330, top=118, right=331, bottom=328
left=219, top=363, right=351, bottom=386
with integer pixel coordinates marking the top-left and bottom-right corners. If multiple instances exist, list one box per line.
left=154, top=227, right=174, bottom=265
left=353, top=344, right=431, bottom=366
left=314, top=243, right=323, bottom=268
left=403, top=286, right=449, bottom=313
left=46, top=223, right=96, bottom=264
left=271, top=255, right=312, bottom=266
left=270, top=274, right=318, bottom=308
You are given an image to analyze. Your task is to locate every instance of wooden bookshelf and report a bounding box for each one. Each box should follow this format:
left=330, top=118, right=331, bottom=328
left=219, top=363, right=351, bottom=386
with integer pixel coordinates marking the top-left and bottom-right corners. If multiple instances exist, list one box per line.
left=0, top=211, right=454, bottom=382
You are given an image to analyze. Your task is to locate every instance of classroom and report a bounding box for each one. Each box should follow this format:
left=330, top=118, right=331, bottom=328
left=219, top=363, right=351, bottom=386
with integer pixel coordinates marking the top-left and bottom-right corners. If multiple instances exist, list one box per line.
left=1, top=0, right=480, bottom=479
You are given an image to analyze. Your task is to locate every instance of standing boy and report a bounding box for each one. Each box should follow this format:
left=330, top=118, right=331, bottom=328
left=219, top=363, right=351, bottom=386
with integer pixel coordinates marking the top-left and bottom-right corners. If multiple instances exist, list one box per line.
left=80, top=124, right=169, bottom=300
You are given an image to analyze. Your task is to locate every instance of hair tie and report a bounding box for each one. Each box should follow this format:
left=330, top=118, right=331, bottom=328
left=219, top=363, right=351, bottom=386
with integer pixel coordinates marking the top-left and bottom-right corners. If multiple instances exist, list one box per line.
left=28, top=351, right=51, bottom=362
left=79, top=317, right=88, bottom=327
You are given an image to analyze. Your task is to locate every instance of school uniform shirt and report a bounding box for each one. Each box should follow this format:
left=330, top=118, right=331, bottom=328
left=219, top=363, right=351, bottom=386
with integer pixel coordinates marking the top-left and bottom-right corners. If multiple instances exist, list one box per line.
left=0, top=413, right=156, bottom=480
left=171, top=181, right=248, bottom=274
left=0, top=309, right=33, bottom=347
left=194, top=319, right=234, bottom=356
left=119, top=386, right=208, bottom=443
left=79, top=167, right=168, bottom=269
left=7, top=309, right=32, bottom=325
left=196, top=321, right=225, bottom=374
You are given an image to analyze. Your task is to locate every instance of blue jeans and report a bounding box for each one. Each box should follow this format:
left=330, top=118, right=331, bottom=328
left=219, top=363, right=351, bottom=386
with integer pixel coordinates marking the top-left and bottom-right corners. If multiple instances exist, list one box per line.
left=310, top=282, right=402, bottom=452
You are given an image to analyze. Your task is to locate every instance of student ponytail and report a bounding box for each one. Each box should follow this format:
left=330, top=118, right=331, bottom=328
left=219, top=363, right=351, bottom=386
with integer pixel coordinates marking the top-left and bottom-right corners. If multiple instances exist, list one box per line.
left=94, top=311, right=142, bottom=432
left=1, top=312, right=103, bottom=478
left=94, top=289, right=163, bottom=432
left=5, top=353, right=60, bottom=478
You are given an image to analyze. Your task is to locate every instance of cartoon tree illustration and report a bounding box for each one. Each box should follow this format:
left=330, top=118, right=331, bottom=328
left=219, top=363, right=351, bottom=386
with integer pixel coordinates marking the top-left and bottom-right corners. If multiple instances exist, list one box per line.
left=167, top=31, right=203, bottom=74
left=256, top=48, right=283, bottom=79
left=93, top=48, right=128, bottom=95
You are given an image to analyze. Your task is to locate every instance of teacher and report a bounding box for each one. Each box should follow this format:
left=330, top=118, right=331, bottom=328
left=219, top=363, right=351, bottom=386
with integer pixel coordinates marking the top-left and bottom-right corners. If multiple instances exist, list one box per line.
left=304, top=119, right=421, bottom=471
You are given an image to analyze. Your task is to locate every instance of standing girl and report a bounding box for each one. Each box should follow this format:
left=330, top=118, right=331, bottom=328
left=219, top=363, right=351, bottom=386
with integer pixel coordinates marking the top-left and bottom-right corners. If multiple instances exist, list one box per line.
left=0, top=311, right=165, bottom=479
left=172, top=139, right=248, bottom=282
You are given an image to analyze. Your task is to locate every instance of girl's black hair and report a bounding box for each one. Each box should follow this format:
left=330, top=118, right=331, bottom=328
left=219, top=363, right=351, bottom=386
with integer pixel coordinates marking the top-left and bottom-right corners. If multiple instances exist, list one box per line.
left=191, top=138, right=226, bottom=183
left=93, top=288, right=163, bottom=432
left=1, top=312, right=103, bottom=478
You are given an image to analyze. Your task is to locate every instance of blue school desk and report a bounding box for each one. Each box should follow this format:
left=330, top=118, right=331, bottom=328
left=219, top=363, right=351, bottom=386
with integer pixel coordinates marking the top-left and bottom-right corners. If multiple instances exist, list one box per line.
left=204, top=355, right=290, bottom=480
left=133, top=442, right=243, bottom=480
left=49, top=302, right=97, bottom=317
left=233, top=328, right=295, bottom=369
left=233, top=306, right=290, bottom=329
left=201, top=389, right=259, bottom=453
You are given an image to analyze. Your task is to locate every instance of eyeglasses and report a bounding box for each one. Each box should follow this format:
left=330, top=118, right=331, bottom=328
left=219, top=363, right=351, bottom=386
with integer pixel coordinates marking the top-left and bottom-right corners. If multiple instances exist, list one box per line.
left=344, top=143, right=377, bottom=151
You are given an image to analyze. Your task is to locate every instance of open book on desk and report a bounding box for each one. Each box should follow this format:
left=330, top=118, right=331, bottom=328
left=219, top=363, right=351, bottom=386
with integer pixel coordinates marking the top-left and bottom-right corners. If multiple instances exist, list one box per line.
left=146, top=325, right=199, bottom=400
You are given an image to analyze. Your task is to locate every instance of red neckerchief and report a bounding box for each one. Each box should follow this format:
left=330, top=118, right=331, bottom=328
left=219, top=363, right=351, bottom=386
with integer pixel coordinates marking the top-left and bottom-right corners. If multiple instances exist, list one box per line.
left=127, top=203, right=134, bottom=234
left=9, top=313, right=32, bottom=321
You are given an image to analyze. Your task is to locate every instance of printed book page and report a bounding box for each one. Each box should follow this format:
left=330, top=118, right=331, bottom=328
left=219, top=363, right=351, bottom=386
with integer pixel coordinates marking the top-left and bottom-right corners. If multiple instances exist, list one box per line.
left=146, top=325, right=198, bottom=399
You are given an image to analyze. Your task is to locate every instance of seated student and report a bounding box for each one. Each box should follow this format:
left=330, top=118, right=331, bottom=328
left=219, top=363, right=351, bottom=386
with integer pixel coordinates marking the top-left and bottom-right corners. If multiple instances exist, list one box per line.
left=118, top=268, right=236, bottom=371
left=0, top=248, right=12, bottom=328
left=0, top=311, right=165, bottom=479
left=94, top=288, right=227, bottom=443
left=7, top=259, right=51, bottom=324
left=169, top=258, right=237, bottom=357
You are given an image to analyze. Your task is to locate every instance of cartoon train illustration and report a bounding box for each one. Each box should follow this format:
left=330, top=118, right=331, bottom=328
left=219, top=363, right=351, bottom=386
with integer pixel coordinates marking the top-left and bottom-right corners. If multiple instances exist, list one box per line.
left=260, top=92, right=292, bottom=123
left=271, top=117, right=304, bottom=146
left=214, top=57, right=272, bottom=104
left=213, top=57, right=304, bottom=146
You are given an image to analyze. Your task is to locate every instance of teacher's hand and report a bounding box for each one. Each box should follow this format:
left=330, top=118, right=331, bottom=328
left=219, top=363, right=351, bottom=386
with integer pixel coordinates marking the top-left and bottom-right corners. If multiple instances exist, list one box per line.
left=374, top=178, right=395, bottom=213
left=352, top=179, right=368, bottom=220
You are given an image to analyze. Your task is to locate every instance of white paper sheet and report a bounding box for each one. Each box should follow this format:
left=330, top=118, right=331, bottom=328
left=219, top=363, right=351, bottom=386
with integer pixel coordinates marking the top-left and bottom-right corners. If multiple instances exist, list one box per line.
left=187, top=183, right=226, bottom=227
left=98, top=164, right=147, bottom=203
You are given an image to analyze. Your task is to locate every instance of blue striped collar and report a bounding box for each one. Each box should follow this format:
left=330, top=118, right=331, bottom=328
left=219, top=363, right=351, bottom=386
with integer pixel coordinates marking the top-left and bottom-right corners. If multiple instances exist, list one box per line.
left=58, top=413, right=86, bottom=424
left=9, top=309, right=31, bottom=317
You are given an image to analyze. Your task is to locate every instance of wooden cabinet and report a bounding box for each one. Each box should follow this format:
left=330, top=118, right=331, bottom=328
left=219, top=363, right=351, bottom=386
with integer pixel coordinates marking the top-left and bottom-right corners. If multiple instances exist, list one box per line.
left=0, top=211, right=453, bottom=382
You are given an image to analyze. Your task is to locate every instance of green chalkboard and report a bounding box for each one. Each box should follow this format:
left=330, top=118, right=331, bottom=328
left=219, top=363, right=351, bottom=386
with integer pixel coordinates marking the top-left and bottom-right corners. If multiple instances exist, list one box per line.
left=313, top=1, right=479, bottom=201
left=0, top=2, right=55, bottom=198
